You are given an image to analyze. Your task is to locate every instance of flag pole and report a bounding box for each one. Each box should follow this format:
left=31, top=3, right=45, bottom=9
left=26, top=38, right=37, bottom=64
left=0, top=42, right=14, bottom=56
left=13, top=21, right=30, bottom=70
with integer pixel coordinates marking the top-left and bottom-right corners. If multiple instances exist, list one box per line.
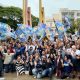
left=53, top=18, right=58, bottom=34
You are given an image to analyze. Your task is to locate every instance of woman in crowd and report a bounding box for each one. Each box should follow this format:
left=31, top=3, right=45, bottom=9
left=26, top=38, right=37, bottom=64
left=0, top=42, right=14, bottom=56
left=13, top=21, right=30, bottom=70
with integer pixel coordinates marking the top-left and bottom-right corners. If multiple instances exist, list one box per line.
left=0, top=35, right=79, bottom=79
left=61, top=55, right=73, bottom=79
left=13, top=55, right=25, bottom=76
left=4, top=49, right=14, bottom=73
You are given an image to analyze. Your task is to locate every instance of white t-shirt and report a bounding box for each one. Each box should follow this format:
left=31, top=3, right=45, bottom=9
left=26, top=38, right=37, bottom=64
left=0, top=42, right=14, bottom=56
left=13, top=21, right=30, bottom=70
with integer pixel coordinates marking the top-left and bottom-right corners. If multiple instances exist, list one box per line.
left=28, top=45, right=35, bottom=50
left=75, top=50, right=80, bottom=56
left=66, top=48, right=71, bottom=54
left=4, top=53, right=14, bottom=64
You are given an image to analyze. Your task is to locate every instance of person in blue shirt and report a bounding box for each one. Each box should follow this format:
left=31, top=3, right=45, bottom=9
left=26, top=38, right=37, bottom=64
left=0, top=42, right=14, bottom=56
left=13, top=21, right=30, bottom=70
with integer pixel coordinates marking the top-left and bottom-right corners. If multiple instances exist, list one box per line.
left=14, top=43, right=23, bottom=59
left=61, top=55, right=73, bottom=79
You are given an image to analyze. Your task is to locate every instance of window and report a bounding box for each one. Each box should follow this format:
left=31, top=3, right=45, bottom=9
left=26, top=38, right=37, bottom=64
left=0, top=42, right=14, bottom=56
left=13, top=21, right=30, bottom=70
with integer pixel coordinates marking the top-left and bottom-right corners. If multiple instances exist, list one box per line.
left=77, top=13, right=80, bottom=16
left=62, top=12, right=68, bottom=16
left=69, top=12, right=74, bottom=17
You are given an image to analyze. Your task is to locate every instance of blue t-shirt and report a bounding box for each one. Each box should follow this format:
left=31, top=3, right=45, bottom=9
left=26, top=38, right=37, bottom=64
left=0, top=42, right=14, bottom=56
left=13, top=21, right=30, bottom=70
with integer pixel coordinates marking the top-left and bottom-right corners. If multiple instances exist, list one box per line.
left=63, top=61, right=71, bottom=73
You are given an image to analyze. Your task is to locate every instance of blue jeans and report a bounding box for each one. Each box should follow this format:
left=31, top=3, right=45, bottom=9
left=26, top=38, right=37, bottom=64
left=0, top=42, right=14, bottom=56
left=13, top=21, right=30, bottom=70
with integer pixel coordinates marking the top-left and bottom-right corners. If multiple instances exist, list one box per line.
left=4, top=64, right=9, bottom=73
left=42, top=68, right=52, bottom=77
left=0, top=59, right=3, bottom=77
left=4, top=64, right=12, bottom=73
left=32, top=68, right=42, bottom=78
left=32, top=68, right=37, bottom=76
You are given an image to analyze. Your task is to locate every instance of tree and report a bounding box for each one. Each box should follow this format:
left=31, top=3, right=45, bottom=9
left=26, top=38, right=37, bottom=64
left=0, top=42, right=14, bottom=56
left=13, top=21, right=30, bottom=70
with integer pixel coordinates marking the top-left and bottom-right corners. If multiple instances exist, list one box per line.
left=32, top=15, right=39, bottom=27
left=67, top=21, right=77, bottom=34
left=64, top=19, right=79, bottom=34
left=0, top=6, right=39, bottom=30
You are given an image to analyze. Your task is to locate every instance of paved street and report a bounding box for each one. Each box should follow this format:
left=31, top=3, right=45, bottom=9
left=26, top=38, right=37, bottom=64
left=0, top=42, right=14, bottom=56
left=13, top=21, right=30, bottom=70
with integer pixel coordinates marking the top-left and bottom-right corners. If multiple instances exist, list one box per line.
left=4, top=73, right=49, bottom=80
left=0, top=73, right=78, bottom=80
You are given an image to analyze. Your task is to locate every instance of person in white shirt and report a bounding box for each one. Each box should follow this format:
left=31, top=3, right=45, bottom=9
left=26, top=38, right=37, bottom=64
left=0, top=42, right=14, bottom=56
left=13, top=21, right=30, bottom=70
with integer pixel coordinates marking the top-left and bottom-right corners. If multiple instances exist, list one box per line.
left=4, top=49, right=14, bottom=73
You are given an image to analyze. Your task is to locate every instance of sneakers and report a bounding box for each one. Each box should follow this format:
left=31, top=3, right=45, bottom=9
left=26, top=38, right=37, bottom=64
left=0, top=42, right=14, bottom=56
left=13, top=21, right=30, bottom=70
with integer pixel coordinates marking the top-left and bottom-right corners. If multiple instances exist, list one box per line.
left=0, top=77, right=5, bottom=80
left=33, top=75, right=36, bottom=78
left=25, top=71, right=29, bottom=74
left=34, top=76, right=37, bottom=78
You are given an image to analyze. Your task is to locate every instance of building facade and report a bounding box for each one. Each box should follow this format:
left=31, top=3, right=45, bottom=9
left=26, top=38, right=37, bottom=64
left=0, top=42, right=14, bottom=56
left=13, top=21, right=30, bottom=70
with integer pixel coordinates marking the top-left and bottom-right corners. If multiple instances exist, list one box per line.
left=53, top=13, right=62, bottom=22
left=45, top=18, right=55, bottom=28
left=60, top=8, right=80, bottom=21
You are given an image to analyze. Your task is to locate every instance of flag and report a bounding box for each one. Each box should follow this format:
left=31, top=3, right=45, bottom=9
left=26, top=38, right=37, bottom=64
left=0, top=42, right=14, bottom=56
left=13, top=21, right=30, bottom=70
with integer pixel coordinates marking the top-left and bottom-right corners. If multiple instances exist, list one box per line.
left=11, top=32, right=17, bottom=39
left=17, top=24, right=23, bottom=28
left=0, top=22, right=12, bottom=33
left=55, top=21, right=64, bottom=33
left=15, top=29, right=23, bottom=36
left=19, top=37, right=27, bottom=42
left=0, top=22, right=7, bottom=33
left=63, top=16, right=71, bottom=31
left=0, top=33, right=6, bottom=40
left=36, top=24, right=46, bottom=40
left=58, top=32, right=64, bottom=40
left=49, top=31, right=54, bottom=41
left=40, top=23, right=46, bottom=29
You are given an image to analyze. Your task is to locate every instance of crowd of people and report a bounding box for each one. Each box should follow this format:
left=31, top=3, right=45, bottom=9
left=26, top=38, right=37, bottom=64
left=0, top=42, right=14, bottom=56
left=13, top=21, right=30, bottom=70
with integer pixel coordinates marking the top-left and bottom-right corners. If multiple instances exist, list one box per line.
left=0, top=35, right=80, bottom=79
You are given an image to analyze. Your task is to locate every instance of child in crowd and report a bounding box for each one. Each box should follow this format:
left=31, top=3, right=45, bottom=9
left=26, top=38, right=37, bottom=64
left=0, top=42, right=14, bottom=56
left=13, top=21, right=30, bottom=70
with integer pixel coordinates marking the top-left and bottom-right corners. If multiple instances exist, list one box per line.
left=13, top=55, right=25, bottom=76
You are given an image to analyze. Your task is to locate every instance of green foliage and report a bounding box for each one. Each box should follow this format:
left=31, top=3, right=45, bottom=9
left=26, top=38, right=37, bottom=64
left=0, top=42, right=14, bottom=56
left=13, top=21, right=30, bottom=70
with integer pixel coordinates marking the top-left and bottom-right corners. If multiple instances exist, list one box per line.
left=0, top=6, right=39, bottom=30
left=0, top=6, right=22, bottom=20
left=32, top=15, right=39, bottom=27
left=0, top=17, right=18, bottom=30
left=66, top=20, right=79, bottom=34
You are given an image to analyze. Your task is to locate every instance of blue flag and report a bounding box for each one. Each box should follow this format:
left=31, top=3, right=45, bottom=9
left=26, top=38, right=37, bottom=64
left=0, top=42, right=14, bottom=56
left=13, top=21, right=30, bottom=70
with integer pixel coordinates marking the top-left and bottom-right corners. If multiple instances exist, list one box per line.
left=63, top=16, right=71, bottom=31
left=55, top=21, right=65, bottom=33
left=17, top=24, right=23, bottom=28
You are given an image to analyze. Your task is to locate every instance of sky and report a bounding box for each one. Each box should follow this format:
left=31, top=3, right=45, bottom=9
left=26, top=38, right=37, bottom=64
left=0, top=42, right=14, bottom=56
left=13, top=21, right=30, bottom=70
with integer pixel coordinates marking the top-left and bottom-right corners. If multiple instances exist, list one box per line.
left=0, top=0, right=80, bottom=18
